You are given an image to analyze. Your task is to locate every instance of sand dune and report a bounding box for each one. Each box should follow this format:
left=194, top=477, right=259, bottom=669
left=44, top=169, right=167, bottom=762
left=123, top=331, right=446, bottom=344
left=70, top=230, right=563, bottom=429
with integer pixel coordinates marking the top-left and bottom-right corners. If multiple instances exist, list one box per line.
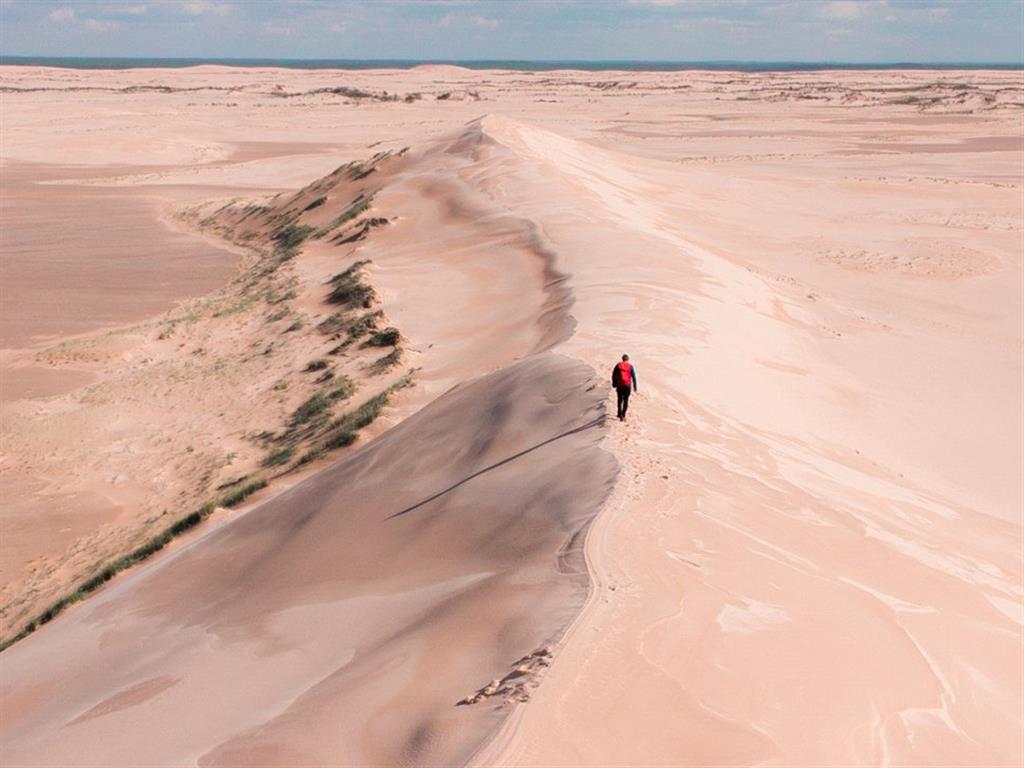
left=0, top=354, right=615, bottom=767
left=1, top=66, right=1021, bottom=766
left=461, top=116, right=1022, bottom=766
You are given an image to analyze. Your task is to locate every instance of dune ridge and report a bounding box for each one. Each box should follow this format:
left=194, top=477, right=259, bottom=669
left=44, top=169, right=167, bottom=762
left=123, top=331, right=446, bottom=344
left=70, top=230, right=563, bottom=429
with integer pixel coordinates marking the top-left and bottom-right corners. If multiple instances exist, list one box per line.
left=0, top=119, right=622, bottom=766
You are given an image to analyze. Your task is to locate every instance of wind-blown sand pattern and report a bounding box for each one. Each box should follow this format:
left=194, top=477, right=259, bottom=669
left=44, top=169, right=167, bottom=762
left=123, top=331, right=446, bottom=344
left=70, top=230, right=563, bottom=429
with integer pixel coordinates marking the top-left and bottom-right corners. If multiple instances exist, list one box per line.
left=0, top=66, right=1021, bottom=766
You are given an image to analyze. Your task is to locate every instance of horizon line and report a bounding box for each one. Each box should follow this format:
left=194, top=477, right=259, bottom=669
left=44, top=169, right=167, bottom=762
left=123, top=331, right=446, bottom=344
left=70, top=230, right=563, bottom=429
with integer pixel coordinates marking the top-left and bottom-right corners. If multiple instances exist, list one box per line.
left=1, top=55, right=1022, bottom=70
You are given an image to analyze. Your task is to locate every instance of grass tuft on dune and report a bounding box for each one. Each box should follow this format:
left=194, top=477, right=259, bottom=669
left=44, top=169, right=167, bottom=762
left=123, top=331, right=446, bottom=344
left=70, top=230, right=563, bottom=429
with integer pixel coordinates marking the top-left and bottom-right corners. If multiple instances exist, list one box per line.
left=313, top=194, right=374, bottom=239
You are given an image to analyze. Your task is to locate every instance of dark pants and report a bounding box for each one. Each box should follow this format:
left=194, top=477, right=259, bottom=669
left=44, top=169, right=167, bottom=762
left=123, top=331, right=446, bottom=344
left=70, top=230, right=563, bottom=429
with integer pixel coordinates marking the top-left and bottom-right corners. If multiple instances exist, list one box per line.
left=615, top=386, right=632, bottom=419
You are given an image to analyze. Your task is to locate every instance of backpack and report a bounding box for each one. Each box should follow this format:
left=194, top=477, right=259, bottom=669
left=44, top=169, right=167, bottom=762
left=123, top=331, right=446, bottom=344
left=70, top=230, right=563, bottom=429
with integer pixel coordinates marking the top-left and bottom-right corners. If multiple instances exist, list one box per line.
left=613, top=361, right=632, bottom=387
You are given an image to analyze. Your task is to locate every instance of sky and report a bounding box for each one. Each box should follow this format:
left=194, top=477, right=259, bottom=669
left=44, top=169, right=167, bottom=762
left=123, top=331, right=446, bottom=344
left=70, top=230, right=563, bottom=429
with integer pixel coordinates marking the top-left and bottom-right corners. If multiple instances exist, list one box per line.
left=0, top=0, right=1021, bottom=63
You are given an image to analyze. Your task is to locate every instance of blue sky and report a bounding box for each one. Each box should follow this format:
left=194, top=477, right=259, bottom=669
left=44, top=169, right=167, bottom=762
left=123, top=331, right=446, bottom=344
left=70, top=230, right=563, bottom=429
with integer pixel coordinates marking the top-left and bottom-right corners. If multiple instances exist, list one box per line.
left=1, top=1, right=1021, bottom=63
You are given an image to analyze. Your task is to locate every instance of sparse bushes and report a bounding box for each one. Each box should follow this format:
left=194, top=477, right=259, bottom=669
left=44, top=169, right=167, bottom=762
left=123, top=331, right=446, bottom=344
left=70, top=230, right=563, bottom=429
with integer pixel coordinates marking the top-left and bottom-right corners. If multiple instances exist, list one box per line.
left=326, top=261, right=376, bottom=308
left=323, top=309, right=388, bottom=349
left=325, top=309, right=384, bottom=352
left=262, top=447, right=295, bottom=467
left=362, top=327, right=400, bottom=348
left=303, top=196, right=326, bottom=212
left=331, top=389, right=391, bottom=434
left=317, top=311, right=348, bottom=336
left=290, top=377, right=355, bottom=426
left=273, top=223, right=315, bottom=253
left=313, top=194, right=373, bottom=239
left=369, top=348, right=402, bottom=375
left=327, top=280, right=375, bottom=307
left=332, top=216, right=389, bottom=245
left=292, top=374, right=413, bottom=471
left=345, top=310, right=384, bottom=339
left=327, top=378, right=355, bottom=402
left=291, top=391, right=331, bottom=425
left=218, top=478, right=268, bottom=508
left=323, top=428, right=358, bottom=450
left=348, top=164, right=375, bottom=181
left=330, top=259, right=369, bottom=283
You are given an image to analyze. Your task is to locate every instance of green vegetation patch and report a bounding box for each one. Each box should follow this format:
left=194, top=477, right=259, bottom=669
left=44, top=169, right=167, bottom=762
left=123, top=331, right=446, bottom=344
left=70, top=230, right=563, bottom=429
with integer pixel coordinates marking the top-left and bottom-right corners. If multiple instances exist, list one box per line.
left=317, top=311, right=349, bottom=336
left=361, top=327, right=400, bottom=348
left=273, top=224, right=316, bottom=254
left=295, top=372, right=413, bottom=469
left=290, top=377, right=355, bottom=426
left=326, top=261, right=376, bottom=308
left=322, top=309, right=383, bottom=351
left=217, top=477, right=269, bottom=508
left=313, top=194, right=373, bottom=239
left=369, top=347, right=403, bottom=375
left=262, top=446, right=295, bottom=467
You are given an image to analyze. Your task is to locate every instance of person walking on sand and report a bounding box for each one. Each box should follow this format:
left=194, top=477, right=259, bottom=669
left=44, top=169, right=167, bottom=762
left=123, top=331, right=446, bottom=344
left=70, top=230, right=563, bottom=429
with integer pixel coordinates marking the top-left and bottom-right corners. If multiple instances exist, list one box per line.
left=612, top=354, right=638, bottom=421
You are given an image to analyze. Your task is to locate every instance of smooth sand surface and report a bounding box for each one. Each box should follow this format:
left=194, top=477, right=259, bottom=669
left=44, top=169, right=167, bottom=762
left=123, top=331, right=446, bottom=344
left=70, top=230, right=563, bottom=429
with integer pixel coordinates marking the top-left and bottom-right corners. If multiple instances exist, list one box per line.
left=0, top=66, right=1021, bottom=765
left=0, top=166, right=243, bottom=349
left=0, top=354, right=615, bottom=767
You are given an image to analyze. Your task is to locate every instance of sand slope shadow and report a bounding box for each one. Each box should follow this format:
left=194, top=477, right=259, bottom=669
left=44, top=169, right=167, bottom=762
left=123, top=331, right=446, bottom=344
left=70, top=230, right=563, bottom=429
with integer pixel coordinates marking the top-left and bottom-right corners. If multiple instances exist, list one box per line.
left=0, top=352, right=617, bottom=768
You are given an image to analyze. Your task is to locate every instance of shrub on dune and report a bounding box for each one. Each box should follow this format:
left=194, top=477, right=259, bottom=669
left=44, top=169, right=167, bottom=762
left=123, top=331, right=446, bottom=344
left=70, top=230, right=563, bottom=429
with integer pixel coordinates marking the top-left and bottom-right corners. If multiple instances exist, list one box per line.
left=262, top=447, right=295, bottom=467
left=361, top=327, right=400, bottom=348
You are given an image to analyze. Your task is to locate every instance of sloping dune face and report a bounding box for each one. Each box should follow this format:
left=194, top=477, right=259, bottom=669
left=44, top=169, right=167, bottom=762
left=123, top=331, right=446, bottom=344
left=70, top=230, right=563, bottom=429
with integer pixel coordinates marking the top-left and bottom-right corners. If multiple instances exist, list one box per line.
left=0, top=354, right=616, bottom=767
left=459, top=117, right=1022, bottom=765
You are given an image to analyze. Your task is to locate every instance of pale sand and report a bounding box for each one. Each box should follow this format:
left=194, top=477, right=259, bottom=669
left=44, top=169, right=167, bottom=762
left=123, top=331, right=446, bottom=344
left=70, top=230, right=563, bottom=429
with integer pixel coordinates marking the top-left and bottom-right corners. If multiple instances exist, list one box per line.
left=0, top=354, right=616, bottom=766
left=0, top=66, right=1021, bottom=765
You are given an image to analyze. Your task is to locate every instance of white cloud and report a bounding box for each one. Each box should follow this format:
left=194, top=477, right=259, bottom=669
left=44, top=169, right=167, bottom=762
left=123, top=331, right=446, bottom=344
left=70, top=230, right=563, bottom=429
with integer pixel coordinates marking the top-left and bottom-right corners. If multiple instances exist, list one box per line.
left=48, top=6, right=76, bottom=22
left=48, top=4, right=122, bottom=31
left=82, top=17, right=120, bottom=31
left=628, top=0, right=688, bottom=5
left=438, top=13, right=499, bottom=29
left=330, top=22, right=347, bottom=33
left=818, top=1, right=864, bottom=19
left=262, top=20, right=294, bottom=35
left=675, top=16, right=753, bottom=32
left=761, top=2, right=798, bottom=16
left=817, top=1, right=887, bottom=20
left=182, top=1, right=232, bottom=16
left=118, top=4, right=148, bottom=14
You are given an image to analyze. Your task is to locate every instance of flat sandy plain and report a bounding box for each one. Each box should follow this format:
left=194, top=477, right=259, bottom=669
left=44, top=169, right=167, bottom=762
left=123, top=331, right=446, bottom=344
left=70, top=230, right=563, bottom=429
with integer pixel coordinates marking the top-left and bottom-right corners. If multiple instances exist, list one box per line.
left=0, top=65, right=1021, bottom=766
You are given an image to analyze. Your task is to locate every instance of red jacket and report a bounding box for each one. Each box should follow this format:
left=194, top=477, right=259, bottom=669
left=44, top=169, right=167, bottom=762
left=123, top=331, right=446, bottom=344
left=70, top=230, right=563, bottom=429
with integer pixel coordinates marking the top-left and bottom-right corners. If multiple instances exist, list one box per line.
left=612, top=361, right=637, bottom=391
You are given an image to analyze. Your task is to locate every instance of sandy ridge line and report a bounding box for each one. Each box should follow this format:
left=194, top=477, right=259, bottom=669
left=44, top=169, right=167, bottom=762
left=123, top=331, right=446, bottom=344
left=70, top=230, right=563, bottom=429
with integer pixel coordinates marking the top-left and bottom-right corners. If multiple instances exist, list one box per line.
left=466, top=419, right=634, bottom=767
